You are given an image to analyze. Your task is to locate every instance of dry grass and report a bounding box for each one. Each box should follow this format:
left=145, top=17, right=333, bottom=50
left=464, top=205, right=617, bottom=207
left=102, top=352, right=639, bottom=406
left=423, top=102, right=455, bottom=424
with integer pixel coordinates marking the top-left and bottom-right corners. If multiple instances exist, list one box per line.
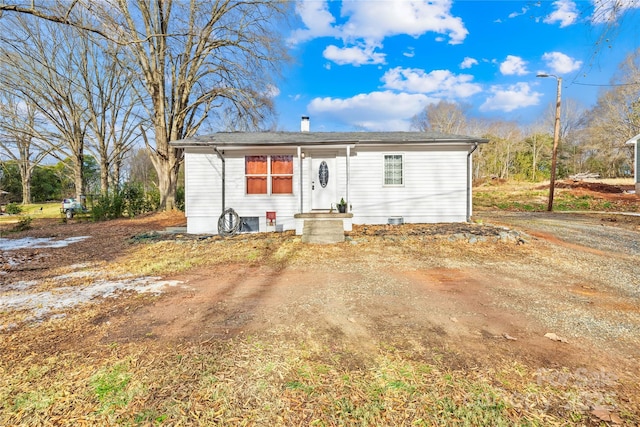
left=2, top=332, right=622, bottom=426
left=2, top=224, right=638, bottom=426
left=2, top=200, right=640, bottom=425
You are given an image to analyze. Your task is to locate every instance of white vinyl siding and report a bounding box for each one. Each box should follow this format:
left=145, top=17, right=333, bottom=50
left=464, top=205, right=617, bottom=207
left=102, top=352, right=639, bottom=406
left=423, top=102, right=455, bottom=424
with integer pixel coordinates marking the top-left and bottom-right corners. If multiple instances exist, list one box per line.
left=184, top=149, right=300, bottom=234
left=349, top=147, right=468, bottom=223
left=184, top=150, right=221, bottom=219
left=383, top=154, right=404, bottom=186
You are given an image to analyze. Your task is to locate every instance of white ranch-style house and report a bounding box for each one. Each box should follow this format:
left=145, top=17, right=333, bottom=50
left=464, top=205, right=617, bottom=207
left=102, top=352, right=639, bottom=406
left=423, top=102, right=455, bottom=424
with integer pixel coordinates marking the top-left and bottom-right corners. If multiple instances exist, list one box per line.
left=171, top=118, right=489, bottom=235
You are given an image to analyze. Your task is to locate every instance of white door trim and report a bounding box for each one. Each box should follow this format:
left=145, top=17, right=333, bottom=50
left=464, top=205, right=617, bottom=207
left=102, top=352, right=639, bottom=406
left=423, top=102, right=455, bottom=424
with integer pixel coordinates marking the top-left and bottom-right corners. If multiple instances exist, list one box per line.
left=310, top=156, right=337, bottom=210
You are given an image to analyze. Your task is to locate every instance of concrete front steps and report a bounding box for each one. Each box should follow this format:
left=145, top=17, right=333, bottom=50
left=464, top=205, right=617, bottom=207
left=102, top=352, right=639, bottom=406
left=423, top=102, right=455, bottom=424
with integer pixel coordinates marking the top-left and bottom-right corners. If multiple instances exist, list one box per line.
left=301, top=219, right=345, bottom=244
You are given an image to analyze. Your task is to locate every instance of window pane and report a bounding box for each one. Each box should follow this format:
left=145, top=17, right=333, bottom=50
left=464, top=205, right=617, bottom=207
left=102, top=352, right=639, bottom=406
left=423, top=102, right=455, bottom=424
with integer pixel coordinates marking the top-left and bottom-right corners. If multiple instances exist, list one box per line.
left=272, top=176, right=293, bottom=194
left=246, top=156, right=267, bottom=174
left=384, top=155, right=403, bottom=185
left=247, top=177, right=267, bottom=194
left=271, top=155, right=293, bottom=174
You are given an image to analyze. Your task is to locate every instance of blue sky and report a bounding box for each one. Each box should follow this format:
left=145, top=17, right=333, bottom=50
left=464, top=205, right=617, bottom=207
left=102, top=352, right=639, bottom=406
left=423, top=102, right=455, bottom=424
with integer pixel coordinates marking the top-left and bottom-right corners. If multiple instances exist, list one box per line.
left=273, top=0, right=640, bottom=132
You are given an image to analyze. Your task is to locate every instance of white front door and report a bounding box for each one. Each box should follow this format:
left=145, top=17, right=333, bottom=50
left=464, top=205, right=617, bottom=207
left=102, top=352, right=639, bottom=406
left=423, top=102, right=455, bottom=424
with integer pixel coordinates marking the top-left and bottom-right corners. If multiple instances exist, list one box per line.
left=311, top=157, right=337, bottom=210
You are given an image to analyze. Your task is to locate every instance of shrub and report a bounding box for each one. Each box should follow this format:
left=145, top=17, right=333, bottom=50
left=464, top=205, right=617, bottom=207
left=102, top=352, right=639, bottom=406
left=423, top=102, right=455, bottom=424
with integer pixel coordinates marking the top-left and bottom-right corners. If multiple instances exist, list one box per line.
left=13, top=216, right=32, bottom=231
left=90, top=185, right=162, bottom=221
left=91, top=192, right=125, bottom=221
left=122, top=183, right=160, bottom=216
left=176, top=186, right=185, bottom=211
left=5, top=202, right=22, bottom=215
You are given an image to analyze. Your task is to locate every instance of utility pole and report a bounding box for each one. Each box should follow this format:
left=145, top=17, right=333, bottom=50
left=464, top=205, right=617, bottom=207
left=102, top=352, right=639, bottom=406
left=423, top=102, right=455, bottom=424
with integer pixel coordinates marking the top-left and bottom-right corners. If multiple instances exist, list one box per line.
left=537, top=74, right=562, bottom=212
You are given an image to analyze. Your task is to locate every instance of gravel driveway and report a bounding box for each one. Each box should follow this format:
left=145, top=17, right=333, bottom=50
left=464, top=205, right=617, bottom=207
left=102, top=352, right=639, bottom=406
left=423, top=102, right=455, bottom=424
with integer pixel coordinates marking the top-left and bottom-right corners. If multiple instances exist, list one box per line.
left=479, top=211, right=640, bottom=256
left=476, top=211, right=640, bottom=355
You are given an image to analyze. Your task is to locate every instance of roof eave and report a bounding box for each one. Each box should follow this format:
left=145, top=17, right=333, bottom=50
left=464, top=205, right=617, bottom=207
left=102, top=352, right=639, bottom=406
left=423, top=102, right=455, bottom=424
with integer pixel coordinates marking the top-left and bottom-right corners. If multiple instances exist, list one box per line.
left=625, top=133, right=640, bottom=145
left=171, top=136, right=490, bottom=149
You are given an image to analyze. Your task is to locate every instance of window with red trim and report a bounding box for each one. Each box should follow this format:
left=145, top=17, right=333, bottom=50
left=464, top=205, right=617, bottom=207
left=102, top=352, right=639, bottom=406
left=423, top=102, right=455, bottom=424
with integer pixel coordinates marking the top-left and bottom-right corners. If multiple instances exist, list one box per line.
left=245, top=155, right=293, bottom=195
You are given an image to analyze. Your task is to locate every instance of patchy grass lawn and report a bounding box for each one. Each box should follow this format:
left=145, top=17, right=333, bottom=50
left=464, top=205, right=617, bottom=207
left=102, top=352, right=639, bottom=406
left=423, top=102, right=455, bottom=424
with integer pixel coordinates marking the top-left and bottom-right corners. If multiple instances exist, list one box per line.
left=474, top=178, right=637, bottom=212
left=2, top=336, right=614, bottom=426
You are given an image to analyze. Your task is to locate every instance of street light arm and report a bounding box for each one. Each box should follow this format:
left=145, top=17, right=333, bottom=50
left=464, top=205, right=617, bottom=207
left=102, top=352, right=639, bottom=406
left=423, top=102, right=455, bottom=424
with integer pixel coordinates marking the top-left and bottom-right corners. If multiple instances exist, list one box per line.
left=536, top=73, right=559, bottom=80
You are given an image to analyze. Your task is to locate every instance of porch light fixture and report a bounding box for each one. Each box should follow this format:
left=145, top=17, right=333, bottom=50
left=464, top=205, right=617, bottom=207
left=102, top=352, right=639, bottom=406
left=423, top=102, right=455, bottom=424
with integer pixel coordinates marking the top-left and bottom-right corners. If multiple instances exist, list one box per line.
left=536, top=73, right=562, bottom=212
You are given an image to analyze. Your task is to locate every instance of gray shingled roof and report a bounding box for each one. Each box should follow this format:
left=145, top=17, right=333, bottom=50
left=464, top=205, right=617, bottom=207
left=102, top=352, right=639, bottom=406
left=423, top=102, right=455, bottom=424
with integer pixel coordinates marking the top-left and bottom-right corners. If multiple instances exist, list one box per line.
left=171, top=131, right=489, bottom=148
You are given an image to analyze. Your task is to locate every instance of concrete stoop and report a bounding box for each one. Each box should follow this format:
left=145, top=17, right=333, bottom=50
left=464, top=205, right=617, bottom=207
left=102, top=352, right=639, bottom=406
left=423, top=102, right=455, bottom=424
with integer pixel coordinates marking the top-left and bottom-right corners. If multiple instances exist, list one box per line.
left=301, top=219, right=345, bottom=244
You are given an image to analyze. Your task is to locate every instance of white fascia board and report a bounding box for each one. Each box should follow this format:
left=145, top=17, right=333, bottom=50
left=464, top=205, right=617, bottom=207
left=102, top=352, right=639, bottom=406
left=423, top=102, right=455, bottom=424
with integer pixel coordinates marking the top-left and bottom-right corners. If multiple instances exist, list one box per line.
left=625, top=133, right=640, bottom=145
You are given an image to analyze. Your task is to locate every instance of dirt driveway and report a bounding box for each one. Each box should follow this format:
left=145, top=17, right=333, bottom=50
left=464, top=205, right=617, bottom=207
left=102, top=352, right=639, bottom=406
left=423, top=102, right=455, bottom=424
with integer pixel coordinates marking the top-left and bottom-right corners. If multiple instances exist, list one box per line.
left=1, top=210, right=639, bottom=424
left=1, top=211, right=639, bottom=362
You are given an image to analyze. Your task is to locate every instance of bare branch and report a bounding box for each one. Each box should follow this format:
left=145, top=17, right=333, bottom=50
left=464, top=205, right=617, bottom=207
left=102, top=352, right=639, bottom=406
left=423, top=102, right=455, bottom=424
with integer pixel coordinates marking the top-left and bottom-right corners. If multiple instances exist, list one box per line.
left=0, top=3, right=114, bottom=41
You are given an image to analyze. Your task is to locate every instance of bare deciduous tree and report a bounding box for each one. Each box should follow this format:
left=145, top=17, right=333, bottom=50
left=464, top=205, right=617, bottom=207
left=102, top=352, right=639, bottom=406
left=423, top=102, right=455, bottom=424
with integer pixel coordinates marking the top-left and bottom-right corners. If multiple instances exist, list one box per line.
left=0, top=0, right=290, bottom=210
left=477, top=121, right=524, bottom=180
left=0, top=1, right=116, bottom=41
left=0, top=93, right=54, bottom=203
left=521, top=126, right=552, bottom=182
left=0, top=15, right=90, bottom=198
left=582, top=49, right=640, bottom=177
left=78, top=35, right=142, bottom=195
left=411, top=100, right=470, bottom=134
left=123, top=147, right=158, bottom=194
left=92, top=0, right=290, bottom=210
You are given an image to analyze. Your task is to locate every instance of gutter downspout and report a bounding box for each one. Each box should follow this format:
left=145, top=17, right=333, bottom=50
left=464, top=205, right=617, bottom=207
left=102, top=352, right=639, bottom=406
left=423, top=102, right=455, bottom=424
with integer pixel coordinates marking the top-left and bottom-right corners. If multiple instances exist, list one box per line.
left=466, top=143, right=479, bottom=222
left=635, top=139, right=640, bottom=194
left=214, top=147, right=225, bottom=213
left=346, top=145, right=351, bottom=211
left=297, top=146, right=303, bottom=213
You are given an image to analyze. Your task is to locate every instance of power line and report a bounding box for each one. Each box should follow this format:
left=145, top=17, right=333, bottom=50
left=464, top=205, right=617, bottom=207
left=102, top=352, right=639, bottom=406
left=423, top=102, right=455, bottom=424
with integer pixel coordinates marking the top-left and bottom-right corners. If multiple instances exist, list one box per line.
left=572, top=82, right=640, bottom=87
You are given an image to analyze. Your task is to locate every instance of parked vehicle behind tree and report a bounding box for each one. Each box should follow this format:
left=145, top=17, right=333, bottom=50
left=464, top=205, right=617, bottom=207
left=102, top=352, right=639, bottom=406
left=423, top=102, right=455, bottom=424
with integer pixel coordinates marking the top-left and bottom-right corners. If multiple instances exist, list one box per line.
left=60, top=197, right=86, bottom=219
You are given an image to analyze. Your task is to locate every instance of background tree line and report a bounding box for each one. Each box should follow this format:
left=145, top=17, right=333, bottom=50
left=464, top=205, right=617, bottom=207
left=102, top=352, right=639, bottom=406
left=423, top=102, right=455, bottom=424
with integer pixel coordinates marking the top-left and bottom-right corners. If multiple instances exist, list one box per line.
left=0, top=1, right=288, bottom=208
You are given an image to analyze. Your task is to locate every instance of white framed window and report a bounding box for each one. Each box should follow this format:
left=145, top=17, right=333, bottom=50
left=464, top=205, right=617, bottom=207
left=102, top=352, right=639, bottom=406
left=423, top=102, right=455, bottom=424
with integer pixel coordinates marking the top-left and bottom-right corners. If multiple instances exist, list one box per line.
left=383, top=154, right=404, bottom=186
left=245, top=155, right=293, bottom=195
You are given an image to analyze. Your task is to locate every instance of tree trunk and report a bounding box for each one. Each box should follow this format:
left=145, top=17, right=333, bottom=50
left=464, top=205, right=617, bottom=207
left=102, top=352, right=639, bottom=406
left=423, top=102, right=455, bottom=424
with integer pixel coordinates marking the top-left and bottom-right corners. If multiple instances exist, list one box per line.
left=157, top=158, right=179, bottom=210
left=531, top=138, right=537, bottom=181
left=20, top=166, right=32, bottom=204
left=144, top=103, right=183, bottom=210
left=100, top=159, right=109, bottom=195
left=74, top=150, right=84, bottom=199
left=112, top=158, right=122, bottom=191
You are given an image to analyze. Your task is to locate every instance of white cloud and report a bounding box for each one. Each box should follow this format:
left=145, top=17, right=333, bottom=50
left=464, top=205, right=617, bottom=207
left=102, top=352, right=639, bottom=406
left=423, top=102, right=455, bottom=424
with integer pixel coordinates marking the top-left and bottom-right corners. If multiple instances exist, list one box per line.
left=264, top=84, right=280, bottom=98
left=290, top=0, right=469, bottom=62
left=460, top=57, right=478, bottom=69
left=289, top=1, right=338, bottom=43
left=308, top=91, right=436, bottom=131
left=500, top=55, right=529, bottom=76
left=338, top=0, right=468, bottom=44
left=292, top=0, right=468, bottom=44
left=323, top=43, right=386, bottom=66
left=509, top=7, right=528, bottom=18
left=480, top=83, right=542, bottom=112
left=542, top=51, right=583, bottom=74
left=590, top=0, right=640, bottom=23
left=381, top=67, right=482, bottom=98
left=544, top=0, right=579, bottom=27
